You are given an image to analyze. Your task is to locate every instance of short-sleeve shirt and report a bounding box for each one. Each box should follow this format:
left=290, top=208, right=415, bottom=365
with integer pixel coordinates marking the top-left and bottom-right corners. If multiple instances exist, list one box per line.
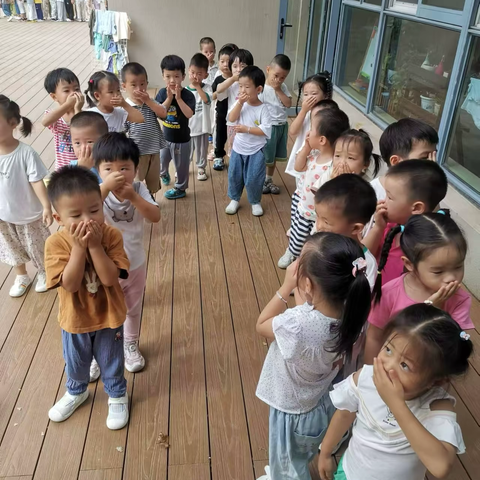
left=186, top=85, right=212, bottom=136
left=45, top=225, right=130, bottom=334
left=368, top=274, right=474, bottom=330
left=285, top=112, right=311, bottom=178
left=330, top=366, right=465, bottom=480
left=0, top=142, right=48, bottom=225
left=88, top=106, right=128, bottom=133
left=363, top=177, right=387, bottom=238
left=103, top=182, right=158, bottom=270
left=155, top=88, right=196, bottom=144
left=46, top=111, right=76, bottom=169
left=124, top=98, right=167, bottom=155
left=205, top=63, right=218, bottom=86
left=378, top=223, right=404, bottom=285
left=231, top=103, right=272, bottom=156
left=212, top=75, right=228, bottom=119
left=259, top=84, right=291, bottom=125
left=220, top=82, right=240, bottom=126
left=256, top=303, right=340, bottom=414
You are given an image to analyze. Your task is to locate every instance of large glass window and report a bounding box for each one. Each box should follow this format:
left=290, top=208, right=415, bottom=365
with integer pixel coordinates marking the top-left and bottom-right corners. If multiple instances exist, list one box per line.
left=306, top=0, right=328, bottom=78
left=445, top=37, right=480, bottom=195
left=422, top=0, right=464, bottom=10
left=336, top=6, right=380, bottom=106
left=373, top=16, right=459, bottom=129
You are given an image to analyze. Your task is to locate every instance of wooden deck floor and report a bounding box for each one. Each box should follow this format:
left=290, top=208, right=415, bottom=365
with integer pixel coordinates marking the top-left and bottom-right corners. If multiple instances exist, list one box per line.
left=0, top=20, right=479, bottom=480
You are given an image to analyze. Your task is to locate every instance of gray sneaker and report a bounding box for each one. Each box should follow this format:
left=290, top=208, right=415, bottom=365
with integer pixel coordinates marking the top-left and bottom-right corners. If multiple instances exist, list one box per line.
left=278, top=249, right=296, bottom=269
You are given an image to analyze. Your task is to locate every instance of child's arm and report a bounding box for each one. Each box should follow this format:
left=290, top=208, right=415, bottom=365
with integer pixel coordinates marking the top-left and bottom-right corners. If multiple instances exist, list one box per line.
left=86, top=221, right=119, bottom=287
left=257, top=261, right=297, bottom=339
left=115, top=183, right=161, bottom=223
left=364, top=324, right=385, bottom=365
left=233, top=126, right=266, bottom=136
left=42, top=94, right=77, bottom=127
left=175, top=85, right=194, bottom=119
left=289, top=95, right=316, bottom=136
left=228, top=98, right=244, bottom=123
left=294, top=136, right=312, bottom=173
left=194, top=83, right=210, bottom=104
left=159, top=88, right=174, bottom=112
left=61, top=222, right=89, bottom=292
left=276, top=85, right=292, bottom=108
left=133, top=90, right=167, bottom=119
left=119, top=98, right=145, bottom=123
left=217, top=74, right=238, bottom=94
left=374, top=358, right=458, bottom=479
left=100, top=172, right=126, bottom=201
left=30, top=179, right=53, bottom=227
left=362, top=200, right=388, bottom=254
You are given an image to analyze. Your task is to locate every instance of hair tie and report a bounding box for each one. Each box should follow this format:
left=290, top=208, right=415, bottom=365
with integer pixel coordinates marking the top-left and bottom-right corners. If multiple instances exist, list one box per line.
left=89, top=79, right=94, bottom=84
left=400, top=225, right=405, bottom=233
left=437, top=209, right=446, bottom=215
left=460, top=331, right=470, bottom=341
left=352, top=258, right=367, bottom=277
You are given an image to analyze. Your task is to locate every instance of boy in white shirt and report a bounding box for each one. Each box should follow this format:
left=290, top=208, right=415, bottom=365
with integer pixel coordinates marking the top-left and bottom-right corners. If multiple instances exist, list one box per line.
left=225, top=66, right=272, bottom=217
left=187, top=53, right=212, bottom=181
left=200, top=37, right=218, bottom=86
left=260, top=54, right=292, bottom=195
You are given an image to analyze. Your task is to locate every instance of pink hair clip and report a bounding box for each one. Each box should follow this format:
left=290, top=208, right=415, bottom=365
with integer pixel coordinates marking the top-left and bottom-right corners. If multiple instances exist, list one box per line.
left=352, top=258, right=367, bottom=277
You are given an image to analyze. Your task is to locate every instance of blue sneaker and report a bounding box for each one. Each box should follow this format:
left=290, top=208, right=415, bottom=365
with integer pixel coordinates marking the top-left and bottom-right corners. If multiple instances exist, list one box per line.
left=164, top=188, right=186, bottom=200
left=161, top=173, right=171, bottom=185
left=213, top=158, right=225, bottom=171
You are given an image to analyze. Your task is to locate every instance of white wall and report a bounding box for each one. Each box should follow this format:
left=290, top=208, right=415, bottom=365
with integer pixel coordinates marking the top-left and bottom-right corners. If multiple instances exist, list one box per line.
left=108, top=0, right=280, bottom=87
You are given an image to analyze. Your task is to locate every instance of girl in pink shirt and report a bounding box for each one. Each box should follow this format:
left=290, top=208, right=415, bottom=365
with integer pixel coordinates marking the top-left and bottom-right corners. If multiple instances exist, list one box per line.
left=364, top=212, right=473, bottom=364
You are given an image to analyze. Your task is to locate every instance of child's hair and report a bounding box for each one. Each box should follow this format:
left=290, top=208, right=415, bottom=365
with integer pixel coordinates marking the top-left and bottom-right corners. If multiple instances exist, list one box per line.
left=238, top=66, right=265, bottom=88
left=200, top=36, right=216, bottom=49
left=218, top=43, right=238, bottom=59
left=190, top=53, right=209, bottom=72
left=84, top=71, right=120, bottom=108
left=161, top=55, right=186, bottom=75
left=379, top=118, right=439, bottom=166
left=384, top=303, right=473, bottom=381
left=228, top=48, right=254, bottom=71
left=298, top=232, right=372, bottom=361
left=70, top=111, right=108, bottom=136
left=314, top=98, right=339, bottom=111
left=296, top=71, right=333, bottom=113
left=44, top=68, right=80, bottom=94
left=271, top=54, right=291, bottom=71
left=121, top=62, right=148, bottom=82
left=47, top=166, right=101, bottom=208
left=336, top=129, right=384, bottom=178
left=315, top=174, right=377, bottom=226
left=373, top=211, right=467, bottom=303
left=0, top=95, right=33, bottom=137
left=93, top=132, right=140, bottom=168
left=312, top=108, right=350, bottom=145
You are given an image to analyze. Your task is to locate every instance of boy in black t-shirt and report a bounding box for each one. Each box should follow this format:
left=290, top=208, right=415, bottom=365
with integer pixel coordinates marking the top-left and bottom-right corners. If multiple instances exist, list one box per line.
left=212, top=43, right=237, bottom=171
left=155, top=55, right=196, bottom=199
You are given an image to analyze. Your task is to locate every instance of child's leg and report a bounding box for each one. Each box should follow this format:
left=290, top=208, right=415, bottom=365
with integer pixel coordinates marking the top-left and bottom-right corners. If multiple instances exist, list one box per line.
left=227, top=150, right=245, bottom=201
left=172, top=141, right=191, bottom=191
left=56, top=1, right=64, bottom=20
left=49, top=0, right=56, bottom=18
left=244, top=149, right=266, bottom=205
left=288, top=209, right=314, bottom=258
left=214, top=116, right=227, bottom=159
left=269, top=394, right=335, bottom=480
left=160, top=143, right=173, bottom=179
left=144, top=153, right=161, bottom=194
left=18, top=218, right=50, bottom=274
left=35, top=3, right=43, bottom=19
left=63, top=330, right=93, bottom=395
left=196, top=134, right=209, bottom=171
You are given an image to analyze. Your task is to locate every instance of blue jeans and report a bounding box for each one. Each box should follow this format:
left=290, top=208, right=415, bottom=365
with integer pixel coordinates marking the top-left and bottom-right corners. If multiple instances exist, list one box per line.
left=269, top=393, right=335, bottom=480
left=2, top=3, right=11, bottom=15
left=227, top=148, right=266, bottom=205
left=62, top=326, right=127, bottom=398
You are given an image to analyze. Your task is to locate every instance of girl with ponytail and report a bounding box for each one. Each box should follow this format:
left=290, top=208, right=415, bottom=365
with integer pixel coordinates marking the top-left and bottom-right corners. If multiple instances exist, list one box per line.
left=0, top=95, right=52, bottom=298
left=256, top=232, right=371, bottom=480
left=365, top=212, right=473, bottom=365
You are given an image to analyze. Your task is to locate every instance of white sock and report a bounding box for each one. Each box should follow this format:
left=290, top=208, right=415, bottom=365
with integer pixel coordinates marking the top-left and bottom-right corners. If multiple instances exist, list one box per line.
left=266, top=174, right=273, bottom=181
left=16, top=274, right=30, bottom=282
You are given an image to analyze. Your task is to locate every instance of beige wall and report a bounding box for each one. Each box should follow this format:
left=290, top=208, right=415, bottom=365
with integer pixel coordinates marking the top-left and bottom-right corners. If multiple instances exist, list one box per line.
left=109, top=0, right=280, bottom=87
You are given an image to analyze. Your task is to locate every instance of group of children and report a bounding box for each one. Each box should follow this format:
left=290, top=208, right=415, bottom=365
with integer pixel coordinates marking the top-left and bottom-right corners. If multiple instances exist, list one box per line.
left=1, top=0, right=90, bottom=22
left=0, top=34, right=475, bottom=480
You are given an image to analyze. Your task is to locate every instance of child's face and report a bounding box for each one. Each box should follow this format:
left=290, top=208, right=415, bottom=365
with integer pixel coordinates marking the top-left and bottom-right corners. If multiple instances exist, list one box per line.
left=53, top=191, right=104, bottom=231
left=122, top=72, right=148, bottom=99
left=71, top=125, right=102, bottom=159
left=333, top=138, right=368, bottom=175
left=231, top=57, right=248, bottom=77
left=201, top=43, right=216, bottom=64
left=98, top=159, right=137, bottom=185
left=384, top=175, right=425, bottom=225
left=219, top=54, right=232, bottom=76
left=163, top=69, right=185, bottom=90
left=315, top=201, right=363, bottom=239
left=405, top=245, right=465, bottom=295
left=266, top=64, right=289, bottom=89
left=238, top=76, right=262, bottom=101
left=51, top=80, right=81, bottom=105
left=391, top=140, right=437, bottom=165
left=302, top=81, right=325, bottom=104
left=188, top=65, right=208, bottom=85
left=308, top=114, right=327, bottom=150
left=94, top=80, right=121, bottom=107
left=378, top=334, right=430, bottom=400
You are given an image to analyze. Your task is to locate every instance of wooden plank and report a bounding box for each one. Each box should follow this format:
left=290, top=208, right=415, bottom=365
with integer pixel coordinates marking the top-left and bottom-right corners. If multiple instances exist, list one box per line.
left=0, top=303, right=63, bottom=477
left=169, top=170, right=209, bottom=465
left=453, top=368, right=480, bottom=422
left=253, top=460, right=269, bottom=479
left=78, top=469, right=122, bottom=480
left=0, top=476, right=33, bottom=480
left=195, top=163, right=254, bottom=479
left=168, top=464, right=210, bottom=480
left=122, top=190, right=175, bottom=479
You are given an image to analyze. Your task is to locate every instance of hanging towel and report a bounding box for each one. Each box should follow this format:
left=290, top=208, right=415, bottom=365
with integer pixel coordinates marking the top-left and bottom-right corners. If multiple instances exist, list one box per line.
left=461, top=77, right=480, bottom=129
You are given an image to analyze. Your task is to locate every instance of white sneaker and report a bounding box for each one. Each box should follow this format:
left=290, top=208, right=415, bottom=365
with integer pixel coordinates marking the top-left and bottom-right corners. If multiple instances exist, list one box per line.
left=66, top=18, right=72, bottom=21
left=7, top=16, right=13, bottom=22
left=256, top=465, right=271, bottom=480
left=225, top=200, right=240, bottom=215
left=89, top=358, right=100, bottom=382
left=107, top=394, right=129, bottom=430
left=48, top=391, right=89, bottom=422
left=35, top=272, right=47, bottom=293
left=9, top=275, right=32, bottom=297
left=252, top=203, right=263, bottom=217
left=278, top=249, right=296, bottom=269
left=124, top=341, right=145, bottom=373
left=197, top=169, right=207, bottom=181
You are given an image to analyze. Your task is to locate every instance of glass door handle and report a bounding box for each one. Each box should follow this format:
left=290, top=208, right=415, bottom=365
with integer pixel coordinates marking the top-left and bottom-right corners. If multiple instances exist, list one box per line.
left=280, top=18, right=293, bottom=39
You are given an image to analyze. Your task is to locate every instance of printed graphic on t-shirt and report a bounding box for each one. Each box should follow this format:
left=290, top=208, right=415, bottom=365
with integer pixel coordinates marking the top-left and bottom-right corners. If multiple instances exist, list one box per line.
left=382, top=407, right=397, bottom=427
left=59, top=131, right=74, bottom=153
left=163, top=106, right=180, bottom=130
left=104, top=199, right=136, bottom=222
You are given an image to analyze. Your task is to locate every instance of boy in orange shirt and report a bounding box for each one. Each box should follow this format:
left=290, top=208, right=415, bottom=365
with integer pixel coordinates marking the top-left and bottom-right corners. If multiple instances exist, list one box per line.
left=45, top=166, right=130, bottom=430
